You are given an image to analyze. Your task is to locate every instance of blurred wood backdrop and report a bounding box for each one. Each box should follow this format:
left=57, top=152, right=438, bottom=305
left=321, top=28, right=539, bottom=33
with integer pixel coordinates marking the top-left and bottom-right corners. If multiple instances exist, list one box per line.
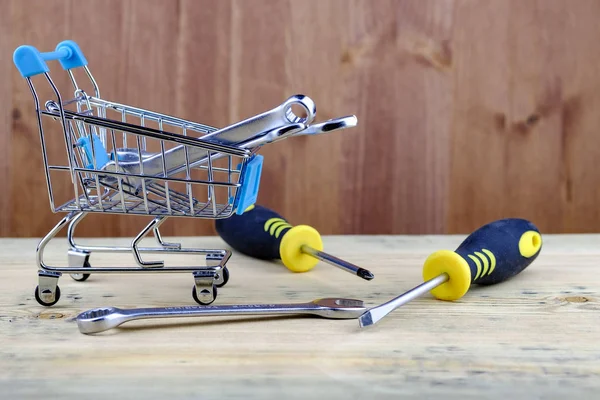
left=2, top=0, right=600, bottom=238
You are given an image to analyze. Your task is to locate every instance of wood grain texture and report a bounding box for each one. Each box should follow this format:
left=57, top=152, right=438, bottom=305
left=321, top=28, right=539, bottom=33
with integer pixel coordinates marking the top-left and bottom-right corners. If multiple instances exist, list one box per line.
left=0, top=0, right=13, bottom=236
left=3, top=0, right=600, bottom=237
left=0, top=235, right=599, bottom=399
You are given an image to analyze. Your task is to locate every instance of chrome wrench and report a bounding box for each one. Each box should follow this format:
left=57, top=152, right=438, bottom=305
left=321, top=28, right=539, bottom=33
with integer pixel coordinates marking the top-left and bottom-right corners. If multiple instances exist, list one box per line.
left=75, top=297, right=366, bottom=334
left=111, top=115, right=359, bottom=177
left=101, top=95, right=317, bottom=183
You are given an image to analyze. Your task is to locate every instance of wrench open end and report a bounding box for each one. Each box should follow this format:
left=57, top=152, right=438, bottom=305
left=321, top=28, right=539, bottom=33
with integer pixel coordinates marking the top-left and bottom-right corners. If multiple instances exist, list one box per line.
left=298, top=115, right=358, bottom=136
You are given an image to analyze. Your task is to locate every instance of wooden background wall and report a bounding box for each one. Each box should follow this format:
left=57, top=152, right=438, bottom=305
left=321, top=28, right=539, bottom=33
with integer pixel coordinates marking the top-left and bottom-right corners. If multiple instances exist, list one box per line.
left=2, top=0, right=600, bottom=238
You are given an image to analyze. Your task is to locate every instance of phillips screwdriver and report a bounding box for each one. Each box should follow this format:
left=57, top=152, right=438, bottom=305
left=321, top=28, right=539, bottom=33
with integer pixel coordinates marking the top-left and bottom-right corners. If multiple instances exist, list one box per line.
left=214, top=204, right=375, bottom=280
left=358, top=218, right=542, bottom=327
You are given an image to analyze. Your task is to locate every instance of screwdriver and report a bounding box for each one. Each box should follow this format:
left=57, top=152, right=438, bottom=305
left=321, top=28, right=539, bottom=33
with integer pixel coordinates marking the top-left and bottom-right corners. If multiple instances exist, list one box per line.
left=214, top=204, right=375, bottom=280
left=358, top=218, right=542, bottom=327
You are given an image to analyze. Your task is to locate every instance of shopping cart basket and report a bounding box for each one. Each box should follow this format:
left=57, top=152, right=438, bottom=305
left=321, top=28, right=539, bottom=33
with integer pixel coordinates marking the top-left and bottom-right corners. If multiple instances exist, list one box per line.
left=13, top=40, right=358, bottom=307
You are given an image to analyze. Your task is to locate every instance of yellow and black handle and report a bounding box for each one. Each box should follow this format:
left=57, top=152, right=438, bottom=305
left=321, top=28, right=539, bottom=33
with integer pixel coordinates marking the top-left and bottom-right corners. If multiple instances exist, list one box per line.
left=422, top=218, right=542, bottom=301
left=215, top=204, right=325, bottom=273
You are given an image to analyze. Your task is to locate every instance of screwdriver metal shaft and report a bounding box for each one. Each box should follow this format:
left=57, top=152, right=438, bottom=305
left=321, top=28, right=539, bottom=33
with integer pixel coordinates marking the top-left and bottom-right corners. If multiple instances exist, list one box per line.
left=215, top=204, right=376, bottom=281
left=358, top=273, right=448, bottom=327
left=301, top=245, right=374, bottom=280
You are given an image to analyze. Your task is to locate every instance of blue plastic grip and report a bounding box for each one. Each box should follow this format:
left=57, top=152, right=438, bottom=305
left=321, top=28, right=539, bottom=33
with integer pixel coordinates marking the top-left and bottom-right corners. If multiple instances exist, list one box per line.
left=234, top=155, right=264, bottom=215
left=77, top=134, right=110, bottom=170
left=13, top=46, right=49, bottom=77
left=13, top=40, right=88, bottom=77
left=40, top=48, right=72, bottom=62
left=54, top=40, right=88, bottom=71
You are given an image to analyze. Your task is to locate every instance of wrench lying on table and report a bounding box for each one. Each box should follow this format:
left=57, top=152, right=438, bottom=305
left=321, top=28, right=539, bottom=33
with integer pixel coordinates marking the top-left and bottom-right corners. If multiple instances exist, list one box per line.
left=75, top=298, right=366, bottom=334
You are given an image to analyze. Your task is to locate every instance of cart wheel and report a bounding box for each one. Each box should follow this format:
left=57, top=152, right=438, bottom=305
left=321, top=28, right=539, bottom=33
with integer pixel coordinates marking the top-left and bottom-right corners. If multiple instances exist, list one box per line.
left=34, top=285, right=61, bottom=307
left=70, top=260, right=91, bottom=282
left=192, top=285, right=217, bottom=306
left=215, top=266, right=230, bottom=288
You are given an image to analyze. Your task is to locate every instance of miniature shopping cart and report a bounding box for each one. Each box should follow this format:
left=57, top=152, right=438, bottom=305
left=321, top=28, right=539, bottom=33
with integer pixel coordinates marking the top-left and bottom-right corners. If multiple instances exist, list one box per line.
left=13, top=40, right=357, bottom=307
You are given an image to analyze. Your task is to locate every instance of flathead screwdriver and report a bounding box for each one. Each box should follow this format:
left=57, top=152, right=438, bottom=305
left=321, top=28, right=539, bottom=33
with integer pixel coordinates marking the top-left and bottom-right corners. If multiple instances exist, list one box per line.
left=359, top=218, right=542, bottom=327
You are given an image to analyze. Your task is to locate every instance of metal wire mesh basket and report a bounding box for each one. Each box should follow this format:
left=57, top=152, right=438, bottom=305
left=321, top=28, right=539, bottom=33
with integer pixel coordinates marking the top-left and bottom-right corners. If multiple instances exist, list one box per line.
left=13, top=40, right=357, bottom=307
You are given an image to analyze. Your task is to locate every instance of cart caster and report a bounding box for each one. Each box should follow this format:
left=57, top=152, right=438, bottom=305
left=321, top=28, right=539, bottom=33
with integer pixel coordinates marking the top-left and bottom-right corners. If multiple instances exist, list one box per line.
left=214, top=266, right=230, bottom=288
left=34, top=285, right=61, bottom=307
left=70, top=260, right=91, bottom=282
left=36, top=271, right=61, bottom=307
left=192, top=285, right=217, bottom=305
left=68, top=249, right=91, bottom=282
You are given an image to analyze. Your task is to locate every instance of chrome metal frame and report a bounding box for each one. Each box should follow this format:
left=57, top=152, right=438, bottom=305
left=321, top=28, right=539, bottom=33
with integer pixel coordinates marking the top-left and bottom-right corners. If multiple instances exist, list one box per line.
left=19, top=43, right=358, bottom=308
left=24, top=63, right=255, bottom=307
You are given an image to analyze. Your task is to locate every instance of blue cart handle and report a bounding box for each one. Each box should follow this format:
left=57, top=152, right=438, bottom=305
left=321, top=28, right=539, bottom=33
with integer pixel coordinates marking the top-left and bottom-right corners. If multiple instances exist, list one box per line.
left=13, top=40, right=87, bottom=78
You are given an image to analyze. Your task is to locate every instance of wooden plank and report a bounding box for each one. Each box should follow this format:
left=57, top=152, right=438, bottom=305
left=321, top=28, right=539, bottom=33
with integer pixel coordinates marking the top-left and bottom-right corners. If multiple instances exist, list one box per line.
left=226, top=0, right=291, bottom=222
left=9, top=0, right=73, bottom=238
left=503, top=0, right=572, bottom=233
left=447, top=0, right=512, bottom=233
left=333, top=0, right=454, bottom=234
left=390, top=0, right=454, bottom=234
left=281, top=0, right=349, bottom=235
left=3, top=0, right=600, bottom=238
left=163, top=0, right=234, bottom=237
left=0, top=235, right=598, bottom=398
left=342, top=0, right=402, bottom=234
left=0, top=0, right=12, bottom=236
left=63, top=0, right=131, bottom=238
left=448, top=0, right=600, bottom=234
left=559, top=0, right=600, bottom=233
left=105, top=0, right=187, bottom=238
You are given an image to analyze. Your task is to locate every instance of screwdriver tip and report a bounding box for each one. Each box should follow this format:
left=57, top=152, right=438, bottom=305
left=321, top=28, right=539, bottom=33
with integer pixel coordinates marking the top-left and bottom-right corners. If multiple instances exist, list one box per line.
left=357, top=268, right=375, bottom=281
left=358, top=312, right=374, bottom=327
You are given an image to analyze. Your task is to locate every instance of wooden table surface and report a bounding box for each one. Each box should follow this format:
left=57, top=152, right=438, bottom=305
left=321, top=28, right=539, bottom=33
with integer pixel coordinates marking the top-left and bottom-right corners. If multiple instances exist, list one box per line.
left=1, top=234, right=599, bottom=399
